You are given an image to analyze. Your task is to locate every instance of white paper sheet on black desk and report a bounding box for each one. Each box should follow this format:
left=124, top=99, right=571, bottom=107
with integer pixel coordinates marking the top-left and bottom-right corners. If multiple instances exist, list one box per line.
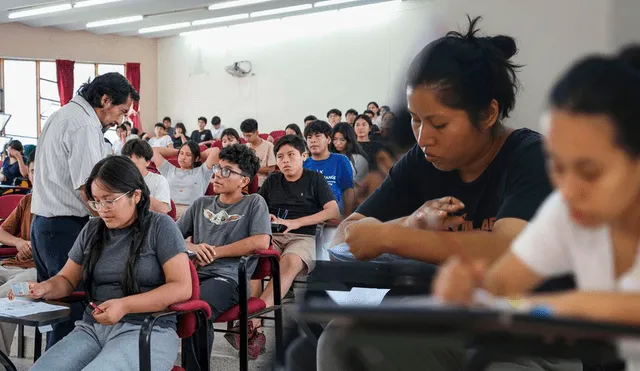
left=0, top=298, right=67, bottom=317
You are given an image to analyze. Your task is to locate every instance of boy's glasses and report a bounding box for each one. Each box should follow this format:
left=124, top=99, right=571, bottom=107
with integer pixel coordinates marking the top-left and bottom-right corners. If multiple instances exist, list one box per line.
left=88, top=191, right=130, bottom=212
left=213, top=165, right=248, bottom=179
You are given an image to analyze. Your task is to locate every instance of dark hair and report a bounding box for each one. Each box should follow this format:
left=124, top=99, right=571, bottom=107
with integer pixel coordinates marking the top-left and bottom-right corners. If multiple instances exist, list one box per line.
left=346, top=109, right=358, bottom=116
left=304, top=115, right=317, bottom=122
left=27, top=148, right=36, bottom=166
left=211, top=116, right=221, bottom=126
left=221, top=128, right=241, bottom=142
left=131, top=128, right=139, bottom=135
left=163, top=117, right=171, bottom=123
left=240, top=118, right=259, bottom=133
left=354, top=114, right=373, bottom=128
left=82, top=156, right=151, bottom=301
left=8, top=140, right=23, bottom=153
left=327, top=109, right=342, bottom=118
left=285, top=123, right=303, bottom=137
left=274, top=135, right=307, bottom=155
left=180, top=140, right=202, bottom=167
left=407, top=16, right=520, bottom=136
left=117, top=124, right=127, bottom=132
left=123, top=121, right=132, bottom=129
left=77, top=72, right=139, bottom=108
left=198, top=116, right=207, bottom=124
left=549, top=48, right=640, bottom=156
left=363, top=110, right=375, bottom=117
left=381, top=105, right=391, bottom=112
left=330, top=123, right=368, bottom=167
left=121, top=139, right=154, bottom=162
left=175, top=122, right=187, bottom=135
left=154, top=122, right=165, bottom=130
left=367, top=101, right=379, bottom=111
left=304, top=120, right=332, bottom=138
left=219, top=144, right=260, bottom=179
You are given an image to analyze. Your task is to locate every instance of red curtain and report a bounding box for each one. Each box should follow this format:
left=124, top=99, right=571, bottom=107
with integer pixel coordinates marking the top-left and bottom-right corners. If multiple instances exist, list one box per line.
left=55, top=59, right=75, bottom=106
left=125, top=63, right=141, bottom=131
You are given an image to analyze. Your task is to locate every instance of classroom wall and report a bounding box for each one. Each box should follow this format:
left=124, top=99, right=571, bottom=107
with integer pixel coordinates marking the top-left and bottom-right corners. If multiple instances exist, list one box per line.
left=0, top=22, right=158, bottom=132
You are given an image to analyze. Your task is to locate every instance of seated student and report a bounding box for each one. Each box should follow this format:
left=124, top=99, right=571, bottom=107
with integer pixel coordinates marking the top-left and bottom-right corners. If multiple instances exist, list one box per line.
left=345, top=109, right=358, bottom=126
left=353, top=114, right=384, bottom=170
left=367, top=101, right=382, bottom=128
left=285, top=123, right=303, bottom=138
left=148, top=122, right=173, bottom=148
left=330, top=122, right=369, bottom=186
left=123, top=121, right=138, bottom=140
left=241, top=119, right=276, bottom=187
left=121, top=139, right=171, bottom=214
left=152, top=141, right=217, bottom=218
left=303, top=121, right=355, bottom=215
left=304, top=115, right=317, bottom=127
left=0, top=150, right=37, bottom=354
left=177, top=144, right=270, bottom=363
left=190, top=116, right=214, bottom=145
left=210, top=116, right=225, bottom=140
left=162, top=116, right=175, bottom=138
left=237, top=135, right=339, bottom=355
left=220, top=128, right=241, bottom=147
left=24, top=156, right=191, bottom=371
left=172, top=122, right=189, bottom=148
left=112, top=124, right=128, bottom=155
left=0, top=140, right=28, bottom=185
left=326, top=109, right=342, bottom=127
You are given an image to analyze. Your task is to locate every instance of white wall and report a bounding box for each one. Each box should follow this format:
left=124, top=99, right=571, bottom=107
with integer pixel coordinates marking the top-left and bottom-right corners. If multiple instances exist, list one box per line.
left=158, top=0, right=620, bottom=134
left=157, top=0, right=433, bottom=134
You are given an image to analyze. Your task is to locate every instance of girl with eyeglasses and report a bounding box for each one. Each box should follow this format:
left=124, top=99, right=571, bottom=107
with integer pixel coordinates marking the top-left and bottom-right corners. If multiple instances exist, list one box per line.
left=330, top=123, right=369, bottom=185
left=22, top=156, right=192, bottom=371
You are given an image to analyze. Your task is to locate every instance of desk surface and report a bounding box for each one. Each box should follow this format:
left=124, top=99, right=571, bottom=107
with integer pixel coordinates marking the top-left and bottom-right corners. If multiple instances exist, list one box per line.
left=0, top=301, right=70, bottom=327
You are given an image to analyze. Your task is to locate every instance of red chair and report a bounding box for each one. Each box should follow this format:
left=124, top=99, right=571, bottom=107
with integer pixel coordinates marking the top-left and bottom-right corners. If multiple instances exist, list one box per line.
left=240, top=138, right=247, bottom=144
left=168, top=200, right=177, bottom=221
left=248, top=176, right=259, bottom=194
left=270, top=130, right=286, bottom=142
left=258, top=133, right=269, bottom=141
left=205, top=182, right=216, bottom=196
left=214, top=249, right=283, bottom=371
left=199, top=144, right=207, bottom=153
left=140, top=260, right=212, bottom=371
left=167, top=156, right=180, bottom=168
left=147, top=163, right=159, bottom=174
left=0, top=194, right=24, bottom=220
left=211, top=140, right=222, bottom=149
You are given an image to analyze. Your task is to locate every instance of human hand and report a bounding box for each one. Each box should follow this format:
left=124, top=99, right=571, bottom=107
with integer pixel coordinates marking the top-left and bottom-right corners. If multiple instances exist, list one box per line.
left=432, top=256, right=485, bottom=306
left=15, top=239, right=32, bottom=259
left=8, top=282, right=46, bottom=301
left=276, top=218, right=301, bottom=234
left=190, top=243, right=217, bottom=265
left=345, top=218, right=386, bottom=260
left=92, top=299, right=128, bottom=325
left=404, top=196, right=466, bottom=231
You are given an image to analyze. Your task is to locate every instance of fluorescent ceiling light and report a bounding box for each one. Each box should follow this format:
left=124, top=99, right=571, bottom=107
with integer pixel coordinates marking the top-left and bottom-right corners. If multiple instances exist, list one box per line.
left=87, top=15, right=143, bottom=28
left=74, top=0, right=123, bottom=8
left=314, top=0, right=359, bottom=7
left=192, top=13, right=249, bottom=26
left=209, top=0, right=273, bottom=10
left=8, top=3, right=72, bottom=19
left=139, top=22, right=192, bottom=34
left=250, top=4, right=312, bottom=18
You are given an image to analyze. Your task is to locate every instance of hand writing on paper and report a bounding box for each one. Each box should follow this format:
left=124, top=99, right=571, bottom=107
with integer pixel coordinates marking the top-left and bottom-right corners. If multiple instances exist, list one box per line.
left=404, top=196, right=466, bottom=231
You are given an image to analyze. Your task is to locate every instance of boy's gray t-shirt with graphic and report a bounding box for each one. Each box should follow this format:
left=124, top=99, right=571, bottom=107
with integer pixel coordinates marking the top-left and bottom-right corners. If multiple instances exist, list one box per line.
left=177, top=194, right=272, bottom=283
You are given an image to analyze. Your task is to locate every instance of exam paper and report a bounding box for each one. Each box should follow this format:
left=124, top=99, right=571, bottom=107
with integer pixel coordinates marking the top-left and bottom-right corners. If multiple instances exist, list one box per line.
left=0, top=298, right=67, bottom=317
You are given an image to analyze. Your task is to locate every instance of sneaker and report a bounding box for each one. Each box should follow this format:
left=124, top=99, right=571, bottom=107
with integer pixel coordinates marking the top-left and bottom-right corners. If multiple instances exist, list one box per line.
left=224, top=321, right=255, bottom=351
left=247, top=331, right=267, bottom=360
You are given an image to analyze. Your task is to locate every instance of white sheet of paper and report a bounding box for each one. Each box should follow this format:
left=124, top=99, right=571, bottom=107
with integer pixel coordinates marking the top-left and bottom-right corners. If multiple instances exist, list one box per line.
left=326, top=288, right=390, bottom=306
left=0, top=298, right=67, bottom=318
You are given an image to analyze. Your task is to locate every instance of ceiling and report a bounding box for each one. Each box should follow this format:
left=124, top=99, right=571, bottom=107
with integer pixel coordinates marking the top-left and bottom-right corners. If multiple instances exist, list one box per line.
left=0, top=0, right=391, bottom=38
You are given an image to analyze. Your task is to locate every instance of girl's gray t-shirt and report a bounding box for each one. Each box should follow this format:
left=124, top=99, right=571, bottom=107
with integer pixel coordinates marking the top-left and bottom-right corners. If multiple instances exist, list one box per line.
left=69, top=212, right=187, bottom=328
left=159, top=160, right=214, bottom=206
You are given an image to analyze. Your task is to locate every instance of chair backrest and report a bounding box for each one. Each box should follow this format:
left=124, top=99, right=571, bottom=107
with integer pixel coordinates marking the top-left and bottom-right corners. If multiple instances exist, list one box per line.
left=258, top=133, right=269, bottom=141
left=211, top=140, right=222, bottom=149
left=176, top=261, right=200, bottom=339
left=205, top=182, right=216, bottom=196
left=168, top=200, right=177, bottom=221
left=270, top=130, right=286, bottom=142
left=247, top=176, right=259, bottom=194
left=147, top=163, right=160, bottom=174
left=240, top=138, right=247, bottom=144
left=199, top=144, right=207, bottom=153
left=0, top=194, right=24, bottom=220
left=167, top=157, right=180, bottom=168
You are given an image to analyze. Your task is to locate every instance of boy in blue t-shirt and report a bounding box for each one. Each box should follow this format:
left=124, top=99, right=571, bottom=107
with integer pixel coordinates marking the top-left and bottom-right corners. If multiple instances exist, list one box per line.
left=303, top=120, right=354, bottom=216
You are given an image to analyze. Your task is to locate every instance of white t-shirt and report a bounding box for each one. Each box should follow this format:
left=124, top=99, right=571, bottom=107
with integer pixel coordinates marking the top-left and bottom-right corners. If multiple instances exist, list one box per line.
left=512, top=191, right=640, bottom=369
left=211, top=125, right=226, bottom=140
left=148, top=135, right=173, bottom=148
left=112, top=139, right=124, bottom=155
left=144, top=171, right=171, bottom=211
left=159, top=160, right=214, bottom=206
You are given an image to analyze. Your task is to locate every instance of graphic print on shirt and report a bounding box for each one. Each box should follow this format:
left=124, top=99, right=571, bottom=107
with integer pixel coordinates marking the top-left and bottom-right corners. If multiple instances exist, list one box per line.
left=203, top=209, right=244, bottom=225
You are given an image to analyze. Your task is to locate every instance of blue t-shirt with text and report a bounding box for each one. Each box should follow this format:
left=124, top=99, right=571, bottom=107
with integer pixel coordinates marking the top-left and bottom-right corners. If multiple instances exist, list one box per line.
left=304, top=153, right=353, bottom=212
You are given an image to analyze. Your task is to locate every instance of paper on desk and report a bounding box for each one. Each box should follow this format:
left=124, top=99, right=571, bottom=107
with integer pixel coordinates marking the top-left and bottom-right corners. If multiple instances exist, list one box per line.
left=326, top=288, right=390, bottom=306
left=0, top=298, right=67, bottom=317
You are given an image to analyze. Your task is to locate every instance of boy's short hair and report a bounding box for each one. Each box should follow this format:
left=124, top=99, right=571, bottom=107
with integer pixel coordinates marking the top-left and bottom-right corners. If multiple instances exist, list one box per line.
left=198, top=116, right=207, bottom=124
left=274, top=135, right=307, bottom=156
left=326, top=108, right=342, bottom=118
left=240, top=118, right=259, bottom=133
left=346, top=109, right=358, bottom=116
left=304, top=115, right=317, bottom=122
left=363, top=109, right=375, bottom=117
left=163, top=116, right=171, bottom=123
left=123, top=121, right=132, bottom=128
left=154, top=122, right=165, bottom=130
left=118, top=123, right=127, bottom=132
left=211, top=116, right=221, bottom=126
left=304, top=120, right=332, bottom=138
left=121, top=139, right=154, bottom=162
left=27, top=148, right=36, bottom=166
left=219, top=144, right=261, bottom=179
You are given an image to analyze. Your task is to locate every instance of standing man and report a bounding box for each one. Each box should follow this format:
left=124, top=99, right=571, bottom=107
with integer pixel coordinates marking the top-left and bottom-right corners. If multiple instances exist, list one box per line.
left=31, top=72, right=139, bottom=348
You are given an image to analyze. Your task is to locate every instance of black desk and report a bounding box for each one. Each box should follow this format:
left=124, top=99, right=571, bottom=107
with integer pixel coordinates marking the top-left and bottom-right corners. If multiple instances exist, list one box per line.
left=0, top=302, right=70, bottom=371
left=300, top=296, right=635, bottom=371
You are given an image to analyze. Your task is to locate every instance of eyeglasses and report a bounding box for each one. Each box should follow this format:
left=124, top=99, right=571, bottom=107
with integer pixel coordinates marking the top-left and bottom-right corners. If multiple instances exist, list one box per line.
left=213, top=165, right=248, bottom=179
left=88, top=191, right=130, bottom=212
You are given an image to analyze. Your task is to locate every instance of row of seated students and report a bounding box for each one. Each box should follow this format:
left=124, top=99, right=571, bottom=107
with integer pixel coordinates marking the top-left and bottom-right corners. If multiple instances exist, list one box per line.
left=283, top=17, right=640, bottom=371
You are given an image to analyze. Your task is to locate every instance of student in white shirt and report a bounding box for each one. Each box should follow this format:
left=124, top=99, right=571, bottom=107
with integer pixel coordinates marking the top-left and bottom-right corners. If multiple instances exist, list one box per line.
left=148, top=123, right=173, bottom=148
left=121, top=139, right=171, bottom=214
left=210, top=116, right=226, bottom=140
left=112, top=124, right=127, bottom=155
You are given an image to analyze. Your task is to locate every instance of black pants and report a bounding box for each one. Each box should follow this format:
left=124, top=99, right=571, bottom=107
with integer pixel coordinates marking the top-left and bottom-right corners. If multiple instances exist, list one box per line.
left=183, top=275, right=239, bottom=369
left=31, top=215, right=89, bottom=349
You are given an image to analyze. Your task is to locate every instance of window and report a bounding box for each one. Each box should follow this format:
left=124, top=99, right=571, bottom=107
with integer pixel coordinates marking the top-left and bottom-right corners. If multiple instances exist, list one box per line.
left=39, top=61, right=61, bottom=130
left=4, top=60, right=38, bottom=141
left=73, top=63, right=96, bottom=98
left=98, top=64, right=125, bottom=76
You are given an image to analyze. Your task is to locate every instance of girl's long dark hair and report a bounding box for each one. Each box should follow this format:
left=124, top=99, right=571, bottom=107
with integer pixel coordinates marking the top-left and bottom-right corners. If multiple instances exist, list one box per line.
left=181, top=140, right=202, bottom=168
left=329, top=123, right=368, bottom=168
left=83, top=156, right=151, bottom=301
